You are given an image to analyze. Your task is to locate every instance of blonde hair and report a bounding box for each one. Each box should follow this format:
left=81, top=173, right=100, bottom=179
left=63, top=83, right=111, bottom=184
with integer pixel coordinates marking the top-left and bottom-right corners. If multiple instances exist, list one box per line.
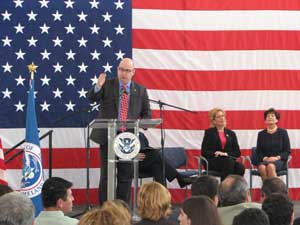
left=137, top=182, right=171, bottom=221
left=78, top=200, right=131, bottom=225
left=209, top=108, right=226, bottom=127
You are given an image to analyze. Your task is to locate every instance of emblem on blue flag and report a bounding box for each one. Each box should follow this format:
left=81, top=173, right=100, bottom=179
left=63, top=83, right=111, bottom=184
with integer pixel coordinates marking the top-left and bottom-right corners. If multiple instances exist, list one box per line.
left=20, top=67, right=44, bottom=217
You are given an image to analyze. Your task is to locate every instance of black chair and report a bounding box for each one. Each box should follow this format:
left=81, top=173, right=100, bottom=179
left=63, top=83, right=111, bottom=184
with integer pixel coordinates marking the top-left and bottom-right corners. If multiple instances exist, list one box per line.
left=196, top=155, right=246, bottom=180
left=246, top=147, right=291, bottom=193
left=139, top=147, right=199, bottom=184
left=196, top=155, right=222, bottom=178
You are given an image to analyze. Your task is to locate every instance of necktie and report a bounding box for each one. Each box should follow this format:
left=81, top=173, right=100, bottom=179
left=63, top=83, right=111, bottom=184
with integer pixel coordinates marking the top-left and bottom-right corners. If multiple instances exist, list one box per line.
left=119, top=85, right=128, bottom=132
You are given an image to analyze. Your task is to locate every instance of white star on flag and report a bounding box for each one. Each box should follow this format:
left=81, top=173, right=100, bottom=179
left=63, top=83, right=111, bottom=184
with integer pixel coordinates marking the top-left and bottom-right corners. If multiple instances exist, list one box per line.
left=102, top=12, right=112, bottom=22
left=90, top=50, right=101, bottom=60
left=2, top=36, right=12, bottom=47
left=40, top=75, right=50, bottom=86
left=53, top=36, right=63, bottom=47
left=14, top=101, right=25, bottom=112
left=89, top=0, right=99, bottom=9
left=53, top=88, right=63, bottom=98
left=27, top=36, right=38, bottom=47
left=102, top=37, right=112, bottom=47
left=64, top=0, right=75, bottom=9
left=14, top=23, right=25, bottom=34
left=66, top=75, right=76, bottom=86
left=2, top=88, right=12, bottom=99
left=15, top=75, right=25, bottom=86
left=40, top=23, right=50, bottom=34
left=27, top=10, right=37, bottom=21
left=53, top=62, right=63, bottom=73
left=103, top=62, right=112, bottom=73
left=65, top=49, right=76, bottom=60
left=2, top=10, right=12, bottom=21
left=14, top=0, right=24, bottom=8
left=2, top=62, right=12, bottom=73
left=65, top=24, right=75, bottom=34
left=77, top=11, right=87, bottom=22
left=114, top=0, right=124, bottom=10
left=39, top=0, right=49, bottom=8
left=15, top=49, right=26, bottom=60
left=65, top=100, right=75, bottom=111
left=52, top=10, right=62, bottom=21
left=78, top=62, right=88, bottom=73
left=40, top=49, right=51, bottom=60
left=90, top=24, right=100, bottom=34
left=40, top=101, right=50, bottom=111
left=78, top=88, right=88, bottom=98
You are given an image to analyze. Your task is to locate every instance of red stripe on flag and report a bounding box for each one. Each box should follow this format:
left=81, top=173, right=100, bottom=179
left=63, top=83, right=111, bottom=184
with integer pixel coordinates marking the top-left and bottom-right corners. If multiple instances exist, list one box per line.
left=134, top=69, right=300, bottom=91
left=152, top=110, right=300, bottom=130
left=133, top=0, right=300, bottom=10
left=5, top=148, right=300, bottom=169
left=133, top=30, right=300, bottom=51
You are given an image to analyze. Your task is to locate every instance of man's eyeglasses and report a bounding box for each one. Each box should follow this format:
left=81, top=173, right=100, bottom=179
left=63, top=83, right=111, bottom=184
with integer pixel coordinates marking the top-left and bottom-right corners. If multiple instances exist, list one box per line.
left=118, top=67, right=133, bottom=73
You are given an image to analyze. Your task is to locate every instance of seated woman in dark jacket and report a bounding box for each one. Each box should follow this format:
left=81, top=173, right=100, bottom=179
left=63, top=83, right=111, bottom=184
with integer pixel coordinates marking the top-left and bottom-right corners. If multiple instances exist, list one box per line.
left=257, top=108, right=291, bottom=180
left=201, top=108, right=245, bottom=180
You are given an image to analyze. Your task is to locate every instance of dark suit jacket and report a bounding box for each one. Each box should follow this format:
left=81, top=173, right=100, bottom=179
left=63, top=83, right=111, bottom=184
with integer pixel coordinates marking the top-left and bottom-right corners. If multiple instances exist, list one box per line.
left=201, top=127, right=241, bottom=159
left=87, top=78, right=151, bottom=145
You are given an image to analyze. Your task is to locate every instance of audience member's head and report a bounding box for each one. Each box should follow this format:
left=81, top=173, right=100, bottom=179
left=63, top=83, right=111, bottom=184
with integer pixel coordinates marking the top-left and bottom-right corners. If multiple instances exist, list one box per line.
left=179, top=195, right=222, bottom=225
left=191, top=175, right=219, bottom=205
left=137, top=181, right=171, bottom=221
left=41, top=177, right=74, bottom=213
left=219, top=175, right=249, bottom=206
left=0, top=184, right=13, bottom=197
left=0, top=192, right=34, bottom=225
left=233, top=208, right=270, bottom=225
left=261, top=177, right=287, bottom=201
left=262, top=193, right=294, bottom=225
left=78, top=200, right=131, bottom=225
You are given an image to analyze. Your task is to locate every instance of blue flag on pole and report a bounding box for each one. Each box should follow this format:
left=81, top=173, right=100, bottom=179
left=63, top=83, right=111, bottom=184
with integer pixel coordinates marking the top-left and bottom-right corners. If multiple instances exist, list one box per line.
left=20, top=77, right=44, bottom=217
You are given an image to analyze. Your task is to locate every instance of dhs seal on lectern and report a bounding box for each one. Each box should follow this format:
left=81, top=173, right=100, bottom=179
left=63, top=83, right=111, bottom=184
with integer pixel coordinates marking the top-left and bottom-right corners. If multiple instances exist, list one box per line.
left=113, top=132, right=140, bottom=160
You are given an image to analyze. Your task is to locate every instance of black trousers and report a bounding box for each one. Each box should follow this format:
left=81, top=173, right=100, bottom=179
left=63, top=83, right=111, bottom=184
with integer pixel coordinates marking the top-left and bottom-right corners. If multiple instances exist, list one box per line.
left=98, top=143, right=133, bottom=205
left=208, top=156, right=245, bottom=181
left=139, top=150, right=178, bottom=185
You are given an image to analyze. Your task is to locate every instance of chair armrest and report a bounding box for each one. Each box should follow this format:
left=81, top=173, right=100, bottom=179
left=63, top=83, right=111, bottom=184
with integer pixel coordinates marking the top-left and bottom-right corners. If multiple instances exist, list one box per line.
left=244, top=155, right=256, bottom=169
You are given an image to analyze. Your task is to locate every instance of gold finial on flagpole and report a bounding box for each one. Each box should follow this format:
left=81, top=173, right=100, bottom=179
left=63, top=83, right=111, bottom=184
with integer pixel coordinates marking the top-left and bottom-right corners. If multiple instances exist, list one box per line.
left=27, top=63, right=37, bottom=80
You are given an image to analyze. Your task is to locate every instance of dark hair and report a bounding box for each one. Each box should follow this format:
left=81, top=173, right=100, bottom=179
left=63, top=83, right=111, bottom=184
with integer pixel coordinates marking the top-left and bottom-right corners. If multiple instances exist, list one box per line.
left=42, top=177, right=73, bottom=208
left=233, top=208, right=269, bottom=225
left=262, top=193, right=293, bottom=225
left=0, top=184, right=13, bottom=197
left=182, top=196, right=222, bottom=225
left=264, top=108, right=280, bottom=120
left=219, top=175, right=248, bottom=206
left=191, top=175, right=218, bottom=200
left=261, top=178, right=287, bottom=198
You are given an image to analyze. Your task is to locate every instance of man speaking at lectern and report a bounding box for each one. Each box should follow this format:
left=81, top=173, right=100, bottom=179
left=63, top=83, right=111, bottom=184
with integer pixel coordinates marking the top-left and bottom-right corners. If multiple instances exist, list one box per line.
left=88, top=58, right=151, bottom=205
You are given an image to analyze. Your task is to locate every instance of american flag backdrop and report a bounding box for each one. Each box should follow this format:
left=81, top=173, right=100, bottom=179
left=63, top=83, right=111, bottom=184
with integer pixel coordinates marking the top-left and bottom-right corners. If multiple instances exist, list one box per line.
left=1, top=0, right=300, bottom=204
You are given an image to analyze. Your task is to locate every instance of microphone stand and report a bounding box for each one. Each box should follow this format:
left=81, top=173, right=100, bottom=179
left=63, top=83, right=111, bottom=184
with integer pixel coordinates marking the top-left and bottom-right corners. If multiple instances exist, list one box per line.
left=149, top=99, right=196, bottom=186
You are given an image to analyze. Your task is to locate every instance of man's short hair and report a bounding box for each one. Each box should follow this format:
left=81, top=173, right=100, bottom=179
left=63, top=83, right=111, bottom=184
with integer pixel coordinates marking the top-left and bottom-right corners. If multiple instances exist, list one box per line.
left=42, top=177, right=73, bottom=208
left=233, top=208, right=269, bottom=225
left=262, top=193, right=293, bottom=225
left=0, top=192, right=34, bottom=225
left=219, top=175, right=248, bottom=206
left=191, top=175, right=219, bottom=199
left=261, top=178, right=287, bottom=198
